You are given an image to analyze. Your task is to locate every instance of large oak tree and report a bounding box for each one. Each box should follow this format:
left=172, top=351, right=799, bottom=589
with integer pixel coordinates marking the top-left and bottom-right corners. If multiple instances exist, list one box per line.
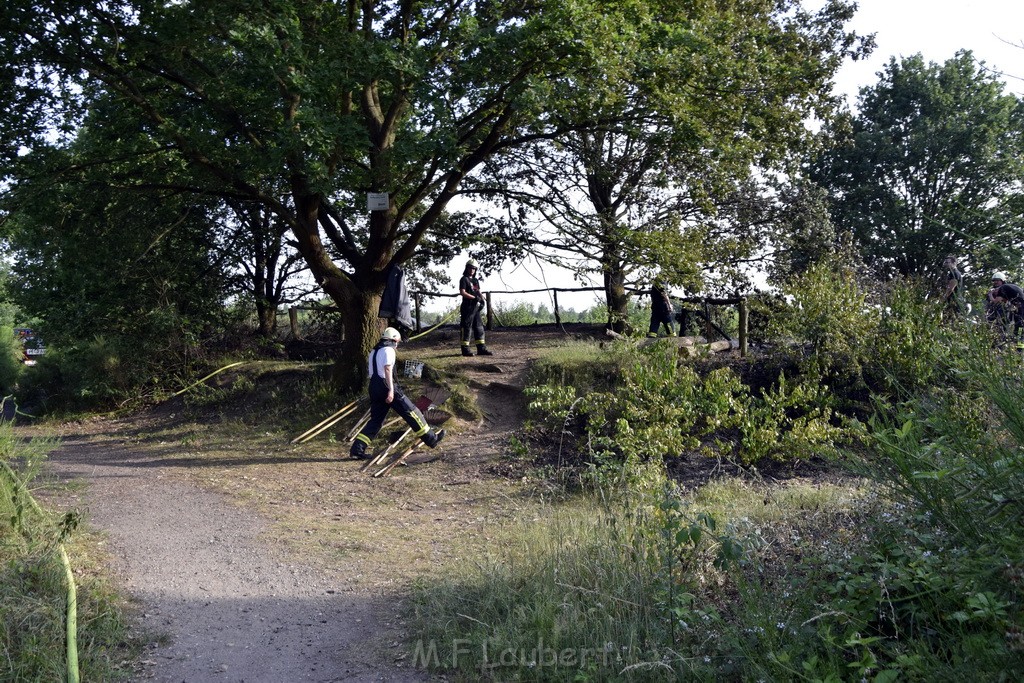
left=468, top=0, right=868, bottom=328
left=5, top=0, right=672, bottom=387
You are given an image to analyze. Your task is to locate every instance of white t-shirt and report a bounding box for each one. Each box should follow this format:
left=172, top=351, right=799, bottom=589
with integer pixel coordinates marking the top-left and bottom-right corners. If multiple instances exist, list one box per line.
left=368, top=346, right=396, bottom=379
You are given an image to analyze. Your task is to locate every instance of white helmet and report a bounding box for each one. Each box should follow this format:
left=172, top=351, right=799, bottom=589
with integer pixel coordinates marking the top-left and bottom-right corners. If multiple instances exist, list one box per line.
left=992, top=271, right=1008, bottom=282
left=466, top=259, right=479, bottom=269
left=381, top=327, right=401, bottom=342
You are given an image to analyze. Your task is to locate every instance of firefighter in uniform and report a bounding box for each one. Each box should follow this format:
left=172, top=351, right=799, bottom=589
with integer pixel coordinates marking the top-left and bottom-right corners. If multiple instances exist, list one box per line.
left=459, top=260, right=493, bottom=356
left=648, top=282, right=677, bottom=337
left=350, top=327, right=446, bottom=459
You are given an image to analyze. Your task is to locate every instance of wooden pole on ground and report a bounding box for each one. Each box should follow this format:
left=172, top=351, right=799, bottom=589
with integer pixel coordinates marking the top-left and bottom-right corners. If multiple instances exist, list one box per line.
left=361, top=428, right=412, bottom=472
left=291, top=400, right=359, bottom=443
left=374, top=440, right=426, bottom=477
left=297, top=404, right=361, bottom=444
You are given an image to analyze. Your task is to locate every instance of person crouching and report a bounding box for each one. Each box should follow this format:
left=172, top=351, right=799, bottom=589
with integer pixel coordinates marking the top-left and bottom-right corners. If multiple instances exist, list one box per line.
left=350, top=327, right=446, bottom=459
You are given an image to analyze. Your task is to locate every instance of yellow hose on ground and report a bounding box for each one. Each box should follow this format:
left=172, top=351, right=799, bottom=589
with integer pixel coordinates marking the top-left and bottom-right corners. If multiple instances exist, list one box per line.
left=407, top=307, right=459, bottom=341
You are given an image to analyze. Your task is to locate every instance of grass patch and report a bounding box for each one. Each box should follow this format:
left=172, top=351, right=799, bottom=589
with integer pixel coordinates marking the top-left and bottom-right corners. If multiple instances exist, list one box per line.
left=409, top=476, right=876, bottom=682
left=1, top=423, right=139, bottom=681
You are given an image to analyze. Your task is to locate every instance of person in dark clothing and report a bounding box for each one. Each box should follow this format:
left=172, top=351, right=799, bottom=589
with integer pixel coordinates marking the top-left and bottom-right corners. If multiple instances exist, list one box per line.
left=648, top=283, right=676, bottom=337
left=986, top=271, right=1008, bottom=327
left=941, top=256, right=965, bottom=317
left=350, top=327, right=446, bottom=459
left=989, top=273, right=1024, bottom=346
left=458, top=260, right=493, bottom=356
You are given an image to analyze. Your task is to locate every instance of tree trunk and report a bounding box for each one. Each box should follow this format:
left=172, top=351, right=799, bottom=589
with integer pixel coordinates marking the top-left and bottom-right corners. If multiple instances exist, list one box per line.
left=330, top=288, right=383, bottom=391
left=255, top=298, right=277, bottom=338
left=605, top=269, right=630, bottom=334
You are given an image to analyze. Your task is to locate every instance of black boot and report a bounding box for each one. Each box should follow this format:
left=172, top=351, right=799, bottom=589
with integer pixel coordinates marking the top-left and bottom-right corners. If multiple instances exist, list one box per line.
left=461, top=346, right=474, bottom=357
left=424, top=428, right=447, bottom=448
left=476, top=345, right=494, bottom=356
left=350, top=440, right=368, bottom=459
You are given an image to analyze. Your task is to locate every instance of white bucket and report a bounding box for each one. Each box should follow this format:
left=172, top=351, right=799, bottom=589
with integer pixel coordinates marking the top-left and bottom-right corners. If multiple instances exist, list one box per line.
left=403, top=359, right=424, bottom=379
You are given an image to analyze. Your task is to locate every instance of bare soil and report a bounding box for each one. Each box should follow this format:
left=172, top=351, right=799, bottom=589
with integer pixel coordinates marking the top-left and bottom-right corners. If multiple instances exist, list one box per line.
left=34, top=325, right=606, bottom=682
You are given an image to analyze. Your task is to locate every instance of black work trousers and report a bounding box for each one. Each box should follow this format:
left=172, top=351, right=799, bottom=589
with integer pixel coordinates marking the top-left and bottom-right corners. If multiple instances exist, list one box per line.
left=461, top=302, right=485, bottom=347
left=356, top=381, right=429, bottom=445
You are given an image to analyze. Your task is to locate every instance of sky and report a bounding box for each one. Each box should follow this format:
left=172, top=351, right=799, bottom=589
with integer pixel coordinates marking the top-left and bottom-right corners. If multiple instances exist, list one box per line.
left=831, top=0, right=1023, bottom=101
left=431, top=0, right=1024, bottom=315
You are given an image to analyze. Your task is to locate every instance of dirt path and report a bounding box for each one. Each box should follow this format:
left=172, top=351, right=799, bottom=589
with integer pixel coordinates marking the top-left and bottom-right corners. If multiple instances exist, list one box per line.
left=38, top=326, right=595, bottom=682
left=47, top=435, right=424, bottom=683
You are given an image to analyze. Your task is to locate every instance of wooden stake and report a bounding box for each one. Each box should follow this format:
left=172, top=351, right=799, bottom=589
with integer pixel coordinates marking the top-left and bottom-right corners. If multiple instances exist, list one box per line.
left=344, top=409, right=373, bottom=442
left=295, top=404, right=361, bottom=444
left=374, top=440, right=426, bottom=478
left=291, top=400, right=359, bottom=443
left=360, top=428, right=412, bottom=472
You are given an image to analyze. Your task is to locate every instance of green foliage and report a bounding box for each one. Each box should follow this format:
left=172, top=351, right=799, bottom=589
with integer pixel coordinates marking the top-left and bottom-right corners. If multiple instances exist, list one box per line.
left=525, top=342, right=851, bottom=476
left=0, top=325, right=25, bottom=394
left=770, top=257, right=880, bottom=386
left=15, top=336, right=148, bottom=412
left=768, top=257, right=948, bottom=401
left=810, top=51, right=1024, bottom=279
left=868, top=352, right=1024, bottom=543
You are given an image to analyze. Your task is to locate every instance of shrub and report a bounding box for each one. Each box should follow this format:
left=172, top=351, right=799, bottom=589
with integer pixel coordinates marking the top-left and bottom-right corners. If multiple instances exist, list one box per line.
left=0, top=325, right=25, bottom=394
left=524, top=342, right=852, bottom=478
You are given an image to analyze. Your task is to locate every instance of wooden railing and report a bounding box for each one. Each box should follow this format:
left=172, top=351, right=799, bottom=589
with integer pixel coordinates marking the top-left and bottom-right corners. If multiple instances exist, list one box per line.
left=287, top=288, right=749, bottom=357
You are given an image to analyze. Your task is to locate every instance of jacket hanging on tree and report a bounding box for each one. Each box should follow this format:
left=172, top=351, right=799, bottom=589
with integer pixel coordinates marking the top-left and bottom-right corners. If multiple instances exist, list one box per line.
left=378, top=264, right=413, bottom=329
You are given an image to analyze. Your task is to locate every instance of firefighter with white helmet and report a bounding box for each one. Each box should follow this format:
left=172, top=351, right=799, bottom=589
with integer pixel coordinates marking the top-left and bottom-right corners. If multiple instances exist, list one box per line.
left=458, top=259, right=493, bottom=357
left=987, top=272, right=1024, bottom=346
left=350, top=327, right=446, bottom=459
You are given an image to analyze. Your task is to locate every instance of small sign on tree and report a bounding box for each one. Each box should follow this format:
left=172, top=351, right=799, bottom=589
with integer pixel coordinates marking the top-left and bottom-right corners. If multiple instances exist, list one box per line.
left=367, top=192, right=389, bottom=211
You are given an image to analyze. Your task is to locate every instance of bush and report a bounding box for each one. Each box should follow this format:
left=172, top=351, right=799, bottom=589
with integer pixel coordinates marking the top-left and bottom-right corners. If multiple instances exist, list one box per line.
left=524, top=342, right=852, bottom=478
left=0, top=325, right=25, bottom=394
left=15, top=336, right=139, bottom=412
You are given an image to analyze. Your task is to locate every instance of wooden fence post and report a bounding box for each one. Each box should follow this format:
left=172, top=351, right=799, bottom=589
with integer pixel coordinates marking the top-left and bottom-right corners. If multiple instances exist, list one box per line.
left=414, top=293, right=422, bottom=332
left=553, top=290, right=561, bottom=326
left=703, top=300, right=713, bottom=341
left=288, top=307, right=301, bottom=339
left=486, top=292, right=494, bottom=330
left=738, top=298, right=748, bottom=357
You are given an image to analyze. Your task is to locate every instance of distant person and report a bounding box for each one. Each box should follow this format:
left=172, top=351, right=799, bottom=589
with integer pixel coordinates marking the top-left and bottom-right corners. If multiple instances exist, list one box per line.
left=350, top=327, right=446, bottom=459
left=988, top=272, right=1024, bottom=345
left=458, top=260, right=493, bottom=356
left=648, top=282, right=676, bottom=337
left=940, top=256, right=965, bottom=317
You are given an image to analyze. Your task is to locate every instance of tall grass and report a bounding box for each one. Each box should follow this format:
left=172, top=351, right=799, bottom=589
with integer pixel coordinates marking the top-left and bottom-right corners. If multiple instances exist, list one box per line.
left=410, top=495, right=675, bottom=682
left=409, top=477, right=877, bottom=682
left=0, top=422, right=135, bottom=680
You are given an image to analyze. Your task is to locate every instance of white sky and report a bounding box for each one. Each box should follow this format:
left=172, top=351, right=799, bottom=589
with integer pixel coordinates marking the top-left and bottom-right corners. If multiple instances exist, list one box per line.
left=431, top=0, right=1024, bottom=314
left=831, top=0, right=1024, bottom=101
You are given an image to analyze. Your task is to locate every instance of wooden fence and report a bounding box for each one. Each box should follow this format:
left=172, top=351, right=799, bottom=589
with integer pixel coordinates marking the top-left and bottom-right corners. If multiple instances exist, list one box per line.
left=287, top=288, right=749, bottom=357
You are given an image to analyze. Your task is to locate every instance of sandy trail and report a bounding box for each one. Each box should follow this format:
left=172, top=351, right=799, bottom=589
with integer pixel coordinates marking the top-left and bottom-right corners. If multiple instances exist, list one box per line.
left=47, top=435, right=425, bottom=683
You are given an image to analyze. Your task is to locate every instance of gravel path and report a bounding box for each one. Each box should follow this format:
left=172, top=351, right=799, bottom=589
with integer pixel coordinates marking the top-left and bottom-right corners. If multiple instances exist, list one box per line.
left=47, top=435, right=426, bottom=683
